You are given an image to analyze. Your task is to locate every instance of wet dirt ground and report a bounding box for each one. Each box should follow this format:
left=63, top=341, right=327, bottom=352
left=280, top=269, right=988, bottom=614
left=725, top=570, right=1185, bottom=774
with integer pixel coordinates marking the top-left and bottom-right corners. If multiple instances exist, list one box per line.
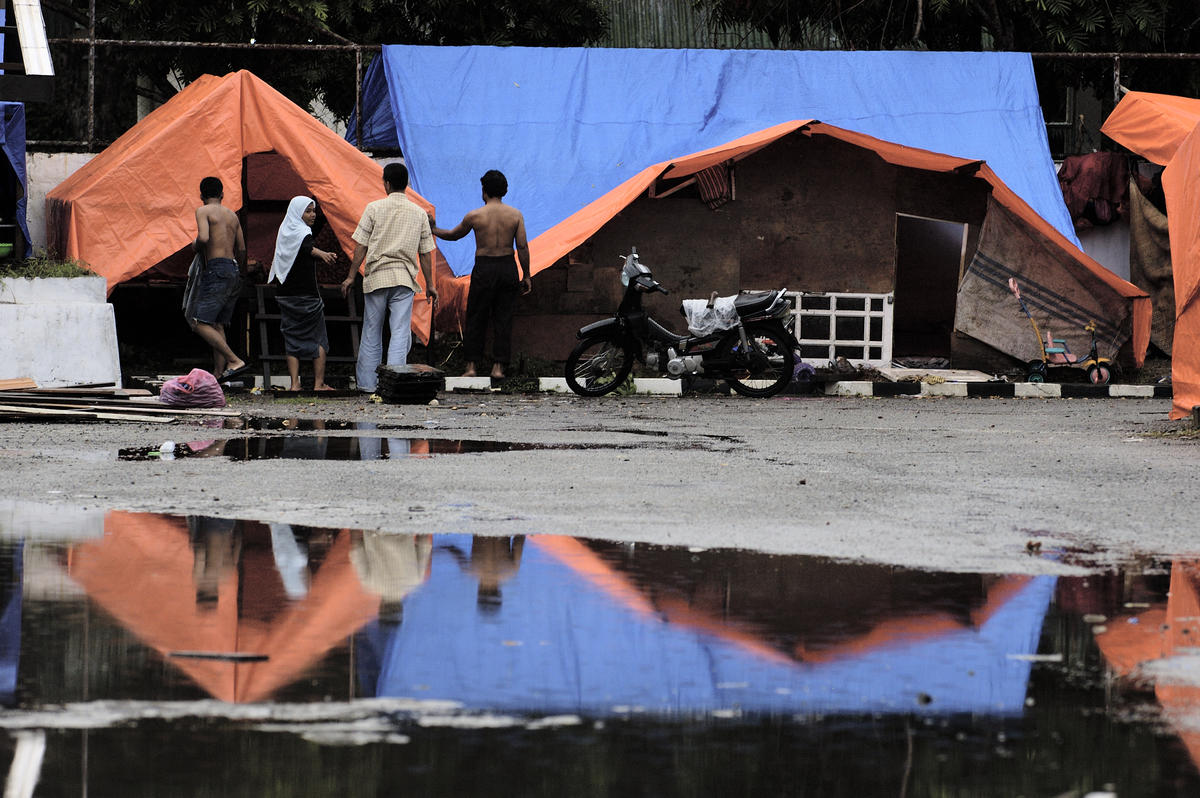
left=0, top=391, right=1193, bottom=574
left=0, top=390, right=1198, bottom=796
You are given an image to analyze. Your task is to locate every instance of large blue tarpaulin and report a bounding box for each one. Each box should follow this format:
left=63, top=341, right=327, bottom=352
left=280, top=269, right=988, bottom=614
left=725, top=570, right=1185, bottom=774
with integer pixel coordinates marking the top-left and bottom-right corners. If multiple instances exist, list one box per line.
left=352, top=47, right=1074, bottom=277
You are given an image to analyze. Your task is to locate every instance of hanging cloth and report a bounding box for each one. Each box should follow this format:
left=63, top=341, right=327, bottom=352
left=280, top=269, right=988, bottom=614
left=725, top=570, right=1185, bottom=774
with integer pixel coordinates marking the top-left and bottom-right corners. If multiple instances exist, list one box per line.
left=267, top=195, right=314, bottom=285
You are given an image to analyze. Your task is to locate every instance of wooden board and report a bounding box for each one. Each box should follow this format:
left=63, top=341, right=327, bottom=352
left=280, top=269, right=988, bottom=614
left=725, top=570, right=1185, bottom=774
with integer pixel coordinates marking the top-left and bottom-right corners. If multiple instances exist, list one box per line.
left=0, top=394, right=240, bottom=416
left=28, top=386, right=153, bottom=397
left=0, top=378, right=38, bottom=391
left=0, top=404, right=175, bottom=423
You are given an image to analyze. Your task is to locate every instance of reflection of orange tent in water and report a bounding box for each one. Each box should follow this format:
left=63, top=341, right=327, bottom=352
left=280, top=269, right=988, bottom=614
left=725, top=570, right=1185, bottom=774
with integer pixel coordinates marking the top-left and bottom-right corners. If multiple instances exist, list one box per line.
left=539, top=537, right=1038, bottom=666
left=1094, top=560, right=1200, bottom=768
left=66, top=511, right=380, bottom=702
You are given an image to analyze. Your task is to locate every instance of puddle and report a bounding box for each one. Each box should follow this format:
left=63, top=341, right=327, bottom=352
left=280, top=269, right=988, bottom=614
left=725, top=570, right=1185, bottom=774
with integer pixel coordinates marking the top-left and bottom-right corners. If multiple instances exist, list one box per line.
left=0, top=510, right=1197, bottom=794
left=118, top=420, right=664, bottom=461
left=117, top=436, right=553, bottom=461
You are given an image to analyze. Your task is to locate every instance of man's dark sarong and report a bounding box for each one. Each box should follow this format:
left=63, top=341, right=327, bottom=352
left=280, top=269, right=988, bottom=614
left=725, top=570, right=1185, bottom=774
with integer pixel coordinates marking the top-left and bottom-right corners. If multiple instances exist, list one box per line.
left=277, top=294, right=329, bottom=360
left=463, top=254, right=519, bottom=365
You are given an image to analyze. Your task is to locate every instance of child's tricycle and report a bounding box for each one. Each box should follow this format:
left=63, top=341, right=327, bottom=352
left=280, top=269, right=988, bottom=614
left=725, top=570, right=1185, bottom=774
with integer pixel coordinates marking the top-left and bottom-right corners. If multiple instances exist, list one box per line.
left=1008, top=278, right=1113, bottom=385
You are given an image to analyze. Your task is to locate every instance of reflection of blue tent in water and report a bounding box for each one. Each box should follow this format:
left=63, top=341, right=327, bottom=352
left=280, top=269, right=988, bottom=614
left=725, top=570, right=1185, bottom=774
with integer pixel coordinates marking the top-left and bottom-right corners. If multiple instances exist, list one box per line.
left=0, top=542, right=22, bottom=705
left=357, top=535, right=1055, bottom=716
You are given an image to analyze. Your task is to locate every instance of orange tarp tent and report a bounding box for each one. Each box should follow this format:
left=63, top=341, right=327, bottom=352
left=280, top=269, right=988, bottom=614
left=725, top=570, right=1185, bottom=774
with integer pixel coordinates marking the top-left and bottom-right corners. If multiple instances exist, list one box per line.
left=45, top=70, right=467, bottom=343
left=1103, top=91, right=1200, bottom=417
left=67, top=511, right=381, bottom=703
left=528, top=120, right=1149, bottom=367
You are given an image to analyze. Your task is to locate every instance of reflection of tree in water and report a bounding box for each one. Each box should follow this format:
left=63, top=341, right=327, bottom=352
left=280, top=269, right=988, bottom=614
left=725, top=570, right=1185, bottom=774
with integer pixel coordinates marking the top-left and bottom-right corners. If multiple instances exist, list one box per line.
left=584, top=542, right=995, bottom=661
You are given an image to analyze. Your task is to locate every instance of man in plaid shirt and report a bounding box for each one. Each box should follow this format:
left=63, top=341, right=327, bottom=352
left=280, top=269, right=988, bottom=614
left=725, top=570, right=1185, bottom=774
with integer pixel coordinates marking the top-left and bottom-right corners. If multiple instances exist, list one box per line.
left=342, top=163, right=439, bottom=393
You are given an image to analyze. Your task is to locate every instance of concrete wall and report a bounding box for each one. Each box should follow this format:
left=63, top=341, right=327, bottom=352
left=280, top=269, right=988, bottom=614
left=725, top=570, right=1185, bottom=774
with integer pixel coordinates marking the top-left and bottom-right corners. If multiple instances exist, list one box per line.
left=513, top=132, right=991, bottom=364
left=0, top=275, right=122, bottom=387
left=26, top=152, right=94, bottom=254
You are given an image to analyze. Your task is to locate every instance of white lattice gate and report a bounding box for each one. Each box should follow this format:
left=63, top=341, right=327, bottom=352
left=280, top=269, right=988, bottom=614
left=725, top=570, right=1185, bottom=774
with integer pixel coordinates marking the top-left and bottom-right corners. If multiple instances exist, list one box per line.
left=788, top=291, right=894, bottom=367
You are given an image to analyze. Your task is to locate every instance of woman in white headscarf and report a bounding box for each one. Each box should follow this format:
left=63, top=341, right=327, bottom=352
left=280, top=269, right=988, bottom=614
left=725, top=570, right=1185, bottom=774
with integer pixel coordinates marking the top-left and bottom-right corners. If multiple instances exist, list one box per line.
left=268, top=196, right=338, bottom=391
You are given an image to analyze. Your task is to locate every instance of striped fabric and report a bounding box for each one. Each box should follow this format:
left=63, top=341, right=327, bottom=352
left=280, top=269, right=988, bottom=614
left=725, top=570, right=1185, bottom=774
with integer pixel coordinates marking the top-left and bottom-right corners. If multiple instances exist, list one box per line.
left=696, top=162, right=732, bottom=209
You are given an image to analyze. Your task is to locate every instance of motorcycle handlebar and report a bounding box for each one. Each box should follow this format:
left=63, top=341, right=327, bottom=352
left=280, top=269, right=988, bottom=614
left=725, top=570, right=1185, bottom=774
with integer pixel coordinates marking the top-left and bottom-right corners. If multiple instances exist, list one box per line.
left=655, top=284, right=670, bottom=295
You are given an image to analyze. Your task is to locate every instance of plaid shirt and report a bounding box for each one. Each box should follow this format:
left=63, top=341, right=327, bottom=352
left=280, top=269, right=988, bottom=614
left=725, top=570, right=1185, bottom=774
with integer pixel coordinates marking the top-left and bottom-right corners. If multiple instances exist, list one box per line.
left=352, top=192, right=435, bottom=294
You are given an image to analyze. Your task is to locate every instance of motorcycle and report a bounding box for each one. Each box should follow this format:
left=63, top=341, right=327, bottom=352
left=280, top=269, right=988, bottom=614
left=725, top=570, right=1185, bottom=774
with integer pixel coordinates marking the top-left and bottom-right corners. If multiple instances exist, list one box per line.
left=564, top=247, right=798, bottom=397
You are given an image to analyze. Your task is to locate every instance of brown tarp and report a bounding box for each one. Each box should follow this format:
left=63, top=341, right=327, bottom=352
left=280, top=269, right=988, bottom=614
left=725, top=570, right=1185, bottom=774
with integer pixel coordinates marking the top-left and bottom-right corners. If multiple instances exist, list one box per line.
left=1128, top=177, right=1175, bottom=354
left=1057, top=151, right=1128, bottom=230
left=957, top=197, right=1133, bottom=363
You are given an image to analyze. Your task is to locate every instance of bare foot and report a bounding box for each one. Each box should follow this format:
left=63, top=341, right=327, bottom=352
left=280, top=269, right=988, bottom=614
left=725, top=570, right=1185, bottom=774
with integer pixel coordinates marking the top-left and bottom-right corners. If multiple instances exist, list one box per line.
left=289, top=382, right=302, bottom=392
left=461, top=364, right=477, bottom=377
left=313, top=384, right=335, bottom=391
left=490, top=366, right=505, bottom=379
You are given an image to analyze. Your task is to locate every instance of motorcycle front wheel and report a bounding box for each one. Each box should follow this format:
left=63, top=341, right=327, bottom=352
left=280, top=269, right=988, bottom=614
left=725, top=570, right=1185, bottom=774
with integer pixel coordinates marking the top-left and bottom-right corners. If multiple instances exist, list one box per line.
left=726, top=322, right=796, bottom=398
left=564, top=336, right=635, bottom=396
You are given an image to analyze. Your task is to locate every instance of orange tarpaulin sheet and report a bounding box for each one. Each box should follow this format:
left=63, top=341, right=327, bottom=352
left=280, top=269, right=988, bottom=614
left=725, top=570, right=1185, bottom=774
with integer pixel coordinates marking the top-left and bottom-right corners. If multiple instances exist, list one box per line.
left=529, top=120, right=1149, bottom=366
left=45, top=70, right=463, bottom=343
left=1103, top=91, right=1200, bottom=417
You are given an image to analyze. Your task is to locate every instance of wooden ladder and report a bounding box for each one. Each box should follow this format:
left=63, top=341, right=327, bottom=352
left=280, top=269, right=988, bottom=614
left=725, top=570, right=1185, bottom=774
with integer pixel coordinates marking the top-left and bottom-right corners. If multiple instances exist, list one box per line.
left=255, top=284, right=362, bottom=388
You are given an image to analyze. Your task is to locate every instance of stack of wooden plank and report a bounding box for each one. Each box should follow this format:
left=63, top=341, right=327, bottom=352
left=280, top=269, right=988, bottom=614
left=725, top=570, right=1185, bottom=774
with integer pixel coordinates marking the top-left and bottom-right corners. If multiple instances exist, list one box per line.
left=0, top=381, right=242, bottom=423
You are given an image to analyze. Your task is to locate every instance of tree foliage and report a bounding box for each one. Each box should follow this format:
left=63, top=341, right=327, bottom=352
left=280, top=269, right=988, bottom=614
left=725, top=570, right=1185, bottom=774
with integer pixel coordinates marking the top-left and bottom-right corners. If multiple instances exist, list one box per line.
left=33, top=0, right=609, bottom=142
left=699, top=0, right=1200, bottom=98
left=700, top=0, right=1198, bottom=52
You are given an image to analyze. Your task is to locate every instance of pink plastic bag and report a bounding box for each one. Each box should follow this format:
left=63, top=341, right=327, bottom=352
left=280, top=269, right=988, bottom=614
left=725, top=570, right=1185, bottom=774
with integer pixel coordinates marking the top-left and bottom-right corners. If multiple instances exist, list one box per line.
left=159, top=368, right=227, bottom=408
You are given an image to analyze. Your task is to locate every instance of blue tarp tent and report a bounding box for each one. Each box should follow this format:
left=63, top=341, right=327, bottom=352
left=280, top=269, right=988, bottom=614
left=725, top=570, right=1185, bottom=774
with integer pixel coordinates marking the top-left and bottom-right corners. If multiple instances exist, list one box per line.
left=350, top=47, right=1074, bottom=277
left=356, top=535, right=1056, bottom=716
left=0, top=102, right=29, bottom=257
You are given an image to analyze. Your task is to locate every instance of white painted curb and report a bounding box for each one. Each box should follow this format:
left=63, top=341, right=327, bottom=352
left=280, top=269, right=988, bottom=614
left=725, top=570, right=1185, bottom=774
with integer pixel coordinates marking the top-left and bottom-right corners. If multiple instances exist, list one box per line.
left=920, top=382, right=968, bottom=397
left=445, top=377, right=494, bottom=391
left=633, top=378, right=682, bottom=395
left=825, top=381, right=874, bottom=397
left=1014, top=383, right=1062, bottom=398
left=1109, top=384, right=1156, bottom=398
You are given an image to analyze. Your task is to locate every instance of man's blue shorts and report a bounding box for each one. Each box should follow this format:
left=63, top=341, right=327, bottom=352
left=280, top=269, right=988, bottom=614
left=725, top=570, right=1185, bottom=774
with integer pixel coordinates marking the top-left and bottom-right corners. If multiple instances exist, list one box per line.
left=191, top=258, right=241, bottom=327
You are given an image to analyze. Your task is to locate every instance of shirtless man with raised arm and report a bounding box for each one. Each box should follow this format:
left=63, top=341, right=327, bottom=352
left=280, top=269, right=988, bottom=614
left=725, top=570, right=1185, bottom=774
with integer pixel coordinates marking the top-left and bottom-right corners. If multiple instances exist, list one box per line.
left=430, top=169, right=530, bottom=379
left=190, top=176, right=249, bottom=380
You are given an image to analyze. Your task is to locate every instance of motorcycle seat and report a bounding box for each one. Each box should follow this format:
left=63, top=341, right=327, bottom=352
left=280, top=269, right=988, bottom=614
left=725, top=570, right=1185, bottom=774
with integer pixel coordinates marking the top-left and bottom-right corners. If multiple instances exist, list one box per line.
left=734, top=291, right=778, bottom=317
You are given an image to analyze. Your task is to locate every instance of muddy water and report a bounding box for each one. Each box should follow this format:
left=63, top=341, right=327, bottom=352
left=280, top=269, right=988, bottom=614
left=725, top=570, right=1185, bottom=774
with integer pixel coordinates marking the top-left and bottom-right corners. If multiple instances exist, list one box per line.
left=117, top=436, right=553, bottom=461
left=0, top=510, right=1195, bottom=796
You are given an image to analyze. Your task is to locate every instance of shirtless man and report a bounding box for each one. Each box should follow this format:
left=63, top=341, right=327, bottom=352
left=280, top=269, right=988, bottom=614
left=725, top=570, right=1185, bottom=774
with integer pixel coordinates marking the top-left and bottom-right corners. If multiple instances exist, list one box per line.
left=190, top=176, right=249, bottom=379
left=430, top=169, right=530, bottom=379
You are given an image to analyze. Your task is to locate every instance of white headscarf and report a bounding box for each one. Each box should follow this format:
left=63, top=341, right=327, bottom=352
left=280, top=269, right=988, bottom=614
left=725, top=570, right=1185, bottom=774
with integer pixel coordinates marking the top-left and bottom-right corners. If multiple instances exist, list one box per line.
left=268, top=195, right=315, bottom=285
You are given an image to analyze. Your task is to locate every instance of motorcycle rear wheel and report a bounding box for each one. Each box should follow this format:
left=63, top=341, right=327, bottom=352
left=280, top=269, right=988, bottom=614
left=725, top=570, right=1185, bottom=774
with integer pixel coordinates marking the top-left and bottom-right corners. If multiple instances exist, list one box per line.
left=726, top=322, right=796, bottom=398
left=565, top=336, right=635, bottom=396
